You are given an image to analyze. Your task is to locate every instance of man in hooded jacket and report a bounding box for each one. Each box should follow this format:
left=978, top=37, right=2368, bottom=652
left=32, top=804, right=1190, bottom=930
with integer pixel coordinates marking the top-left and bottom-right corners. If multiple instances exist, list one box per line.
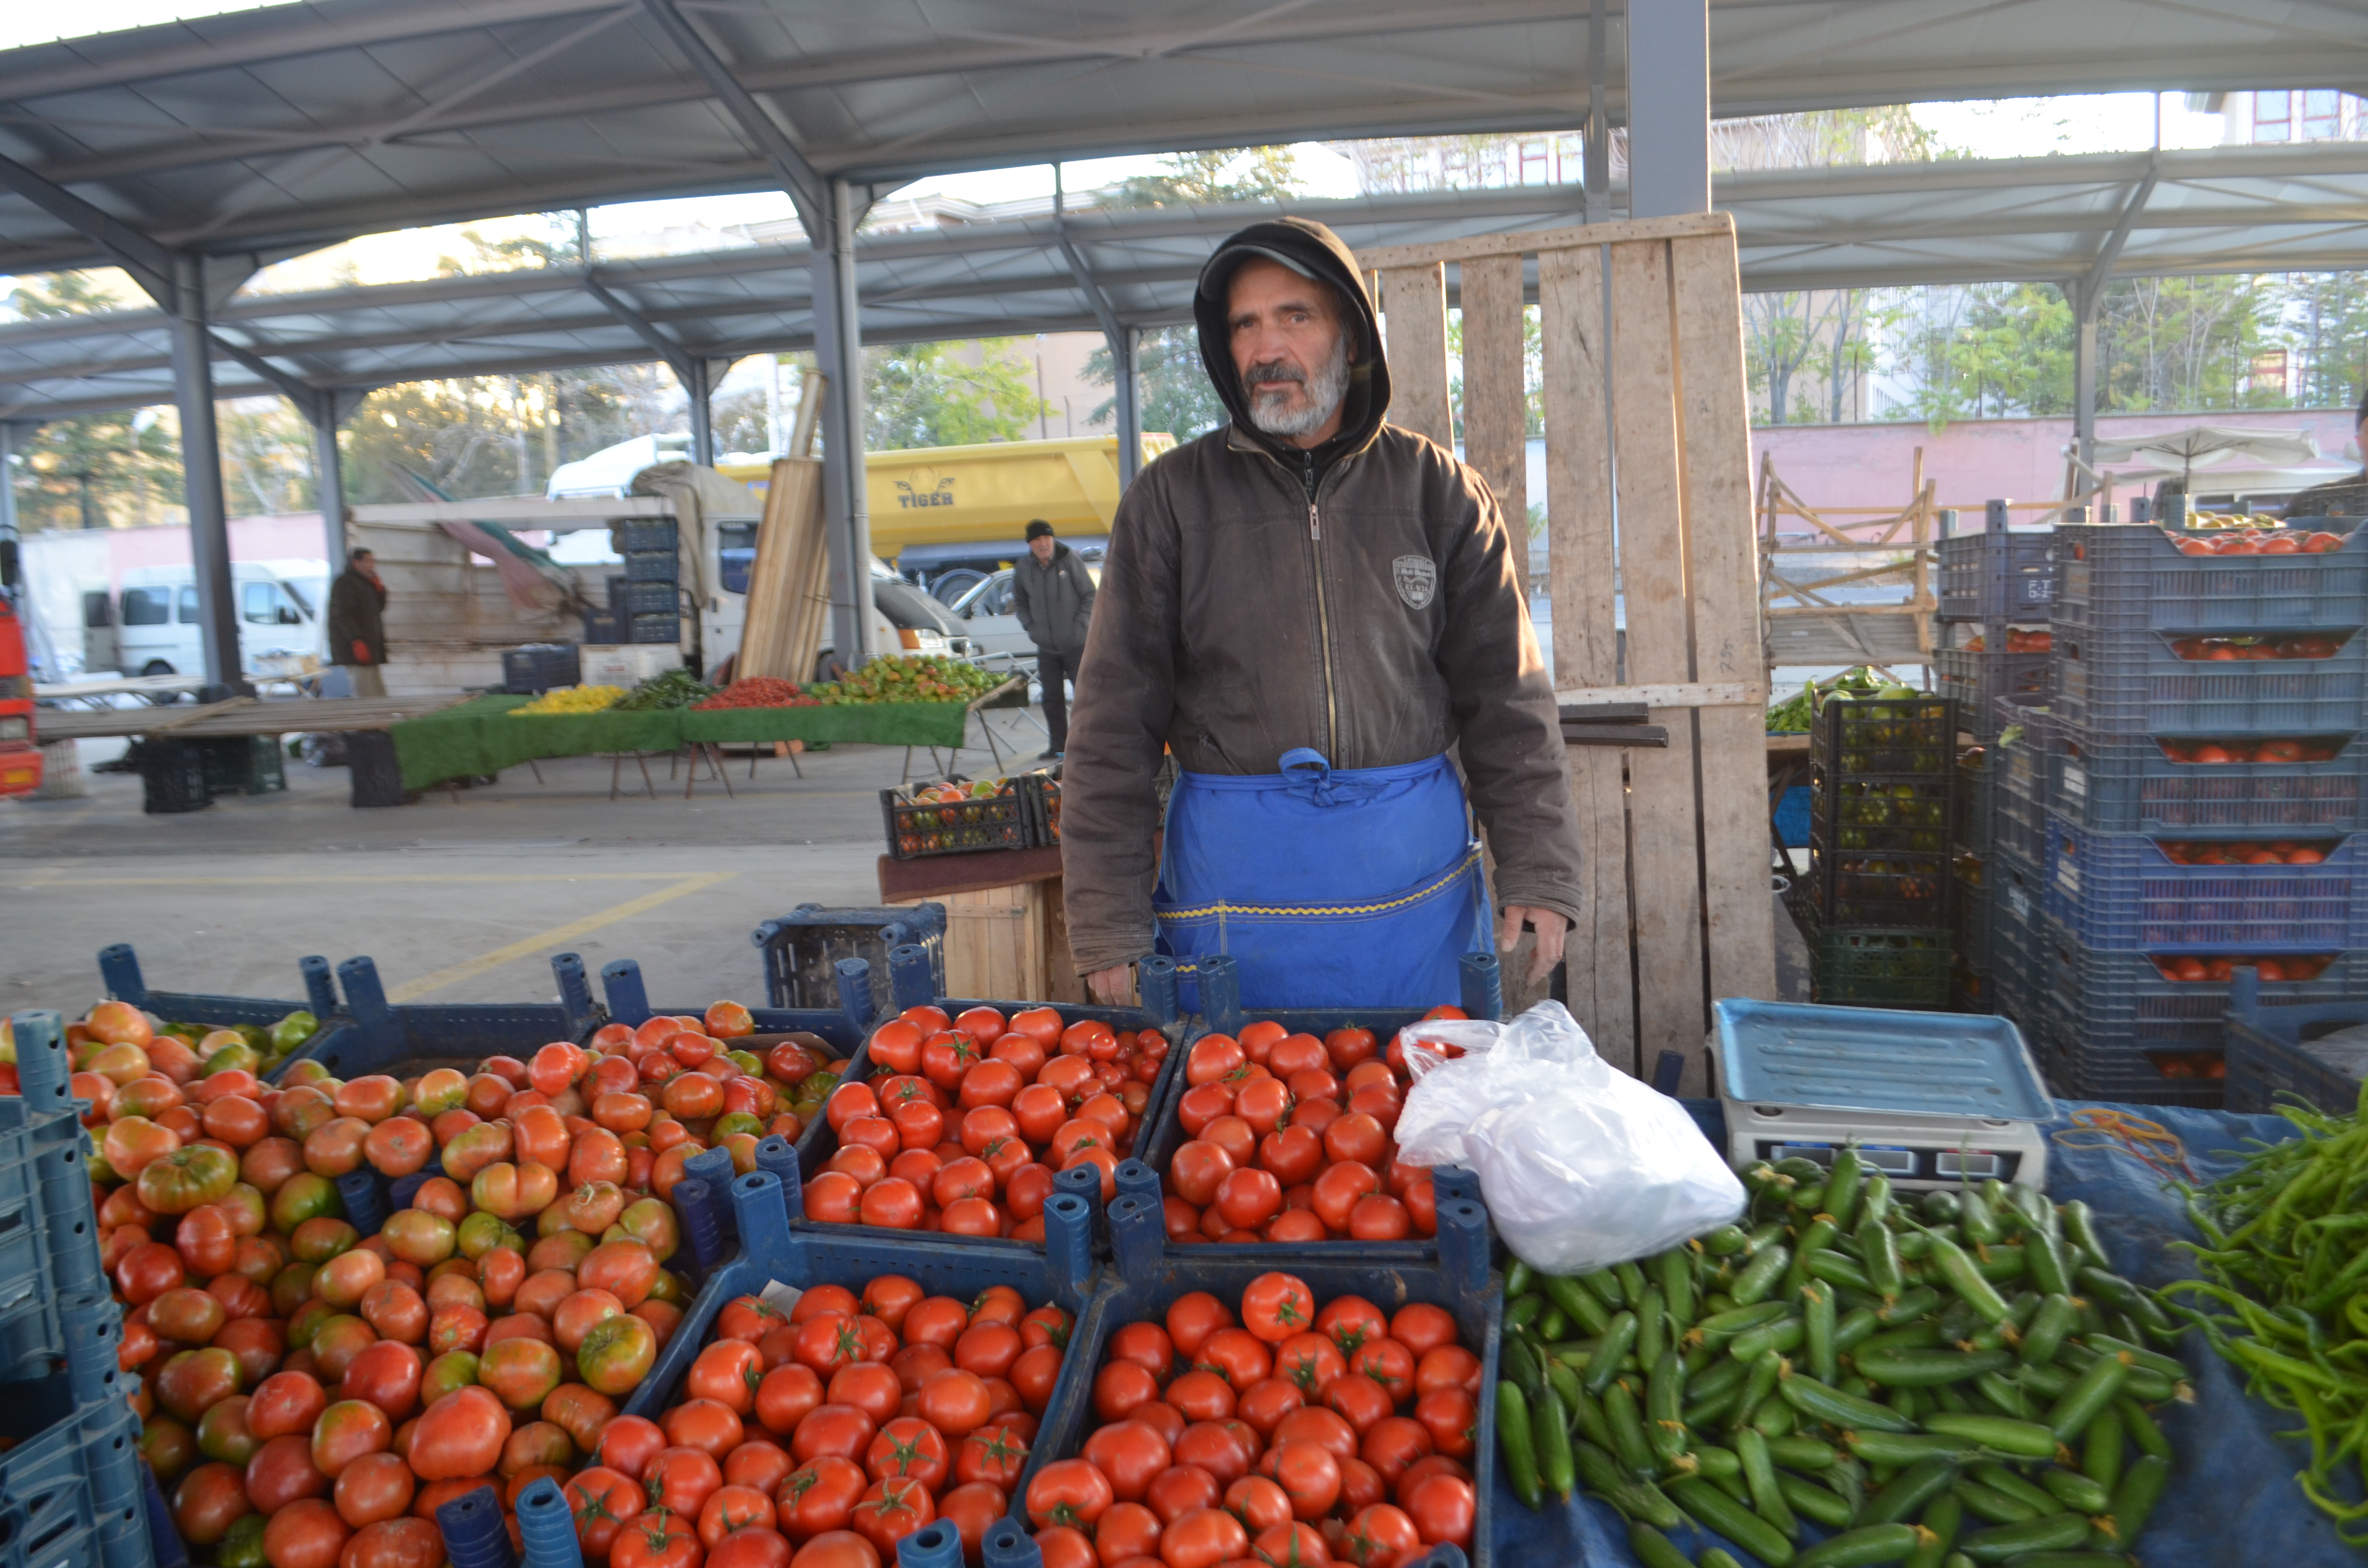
left=1061, top=217, right=1583, bottom=1009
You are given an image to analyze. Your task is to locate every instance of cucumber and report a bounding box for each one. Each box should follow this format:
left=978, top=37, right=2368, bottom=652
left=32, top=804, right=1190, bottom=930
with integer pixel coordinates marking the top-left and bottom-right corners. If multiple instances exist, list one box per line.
left=2039, top=1467, right=2110, bottom=1515
left=2081, top=1403, right=2122, bottom=1494
left=1671, top=1476, right=1799, bottom=1567
left=1660, top=1246, right=1698, bottom=1330
left=1779, top=1470, right=1857, bottom=1528
left=1779, top=1371, right=1919, bottom=1433
left=1908, top=1493, right=1961, bottom=1568
left=1585, top=1312, right=1639, bottom=1396
left=1575, top=1439, right=1685, bottom=1531
left=1736, top=1426, right=1798, bottom=1540
left=2097, top=1453, right=2168, bottom=1547
left=1951, top=1480, right=2038, bottom=1526
left=1860, top=1456, right=1961, bottom=1526
left=1628, top=1522, right=1694, bottom=1568
left=1545, top=1274, right=1613, bottom=1337
left=1536, top=1385, right=1576, bottom=1499
left=1794, top=1524, right=1923, bottom=1568
left=1497, top=1382, right=1542, bottom=1508
left=1921, top=1414, right=2060, bottom=1461
left=1857, top=1349, right=2013, bottom=1387
left=1957, top=1511, right=2091, bottom=1562
left=2020, top=1293, right=2077, bottom=1367
left=2045, top=1354, right=2130, bottom=1443
left=1604, top=1376, right=1656, bottom=1475
left=1766, top=1434, right=1838, bottom=1470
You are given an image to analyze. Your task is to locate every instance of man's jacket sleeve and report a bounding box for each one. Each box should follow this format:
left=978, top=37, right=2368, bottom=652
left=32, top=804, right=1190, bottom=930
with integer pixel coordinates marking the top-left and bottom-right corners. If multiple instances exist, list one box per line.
left=1435, top=470, right=1585, bottom=930
left=1059, top=478, right=1180, bottom=974
left=1009, top=564, right=1046, bottom=648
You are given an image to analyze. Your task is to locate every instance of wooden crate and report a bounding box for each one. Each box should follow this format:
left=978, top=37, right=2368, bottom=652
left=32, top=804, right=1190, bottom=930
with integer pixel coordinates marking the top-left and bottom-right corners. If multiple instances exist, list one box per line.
left=1362, top=210, right=1777, bottom=1086
left=891, top=880, right=1085, bottom=1004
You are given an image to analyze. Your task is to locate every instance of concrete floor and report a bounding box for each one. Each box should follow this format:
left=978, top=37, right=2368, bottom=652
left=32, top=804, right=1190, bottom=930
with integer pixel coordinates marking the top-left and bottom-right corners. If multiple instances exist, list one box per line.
left=1, top=706, right=1060, bottom=1024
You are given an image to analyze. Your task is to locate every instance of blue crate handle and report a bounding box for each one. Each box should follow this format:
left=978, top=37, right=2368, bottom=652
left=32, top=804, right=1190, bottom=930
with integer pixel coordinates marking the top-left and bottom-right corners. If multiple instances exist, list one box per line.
left=727, top=1171, right=796, bottom=1268
left=1401, top=1547, right=1469, bottom=1568
left=97, top=943, right=145, bottom=1007
left=897, top=1520, right=963, bottom=1568
left=683, top=1147, right=738, bottom=1243
left=981, top=1519, right=1042, bottom=1568
left=9, top=1010, right=73, bottom=1115
left=335, top=1169, right=387, bottom=1237
left=1459, top=951, right=1503, bottom=1021
left=834, top=958, right=878, bottom=1030
left=675, top=1178, right=725, bottom=1273
left=1436, top=1197, right=1490, bottom=1301
left=301, top=954, right=337, bottom=1018
left=63, top=1292, right=126, bottom=1409
left=336, top=956, right=400, bottom=1065
left=1041, top=1193, right=1094, bottom=1317
left=753, top=1135, right=802, bottom=1220
left=888, top=943, right=936, bottom=1013
left=515, top=1476, right=582, bottom=1568
left=1138, top=954, right=1180, bottom=1024
left=552, top=953, right=598, bottom=1036
left=1109, top=1191, right=1163, bottom=1283
left=600, top=959, right=653, bottom=1026
left=2229, top=962, right=2263, bottom=1020
left=1113, top=1158, right=1159, bottom=1207
left=1051, top=1164, right=1105, bottom=1254
left=1198, top=952, right=1243, bottom=1035
left=437, top=1485, right=517, bottom=1568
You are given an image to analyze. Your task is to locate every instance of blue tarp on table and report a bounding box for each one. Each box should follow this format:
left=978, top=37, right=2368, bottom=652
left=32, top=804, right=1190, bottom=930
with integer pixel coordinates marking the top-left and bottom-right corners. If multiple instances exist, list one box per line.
left=1490, top=1099, right=2361, bottom=1568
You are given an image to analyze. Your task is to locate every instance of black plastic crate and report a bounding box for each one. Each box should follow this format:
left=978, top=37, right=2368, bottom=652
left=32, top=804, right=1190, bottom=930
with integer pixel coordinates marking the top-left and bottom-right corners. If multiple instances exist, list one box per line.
left=1811, top=766, right=1953, bottom=854
left=622, top=549, right=678, bottom=582
left=2026, top=988, right=2225, bottom=1109
left=1953, top=853, right=1990, bottom=972
left=617, top=518, right=678, bottom=554
left=501, top=643, right=580, bottom=694
left=1807, top=839, right=1954, bottom=926
left=2054, top=519, right=2368, bottom=632
left=2044, top=718, right=2367, bottom=838
left=131, top=740, right=210, bottom=815
left=2053, top=617, right=2368, bottom=736
left=1933, top=623, right=2053, bottom=736
left=197, top=734, right=285, bottom=796
left=880, top=777, right=1032, bottom=858
left=1998, top=706, right=2052, bottom=802
left=611, top=580, right=678, bottom=617
left=580, top=608, right=622, bottom=644
left=1795, top=903, right=1952, bottom=1008
left=1997, top=767, right=2049, bottom=865
left=345, top=728, right=413, bottom=808
left=2225, top=966, right=2368, bottom=1114
left=1811, top=693, right=1957, bottom=776
left=1937, top=525, right=2059, bottom=622
left=1988, top=863, right=2044, bottom=1030
left=1956, top=745, right=1997, bottom=858
left=1020, top=770, right=1062, bottom=846
left=628, top=612, right=681, bottom=645
left=2043, top=814, right=2367, bottom=952
left=753, top=903, right=948, bottom=1013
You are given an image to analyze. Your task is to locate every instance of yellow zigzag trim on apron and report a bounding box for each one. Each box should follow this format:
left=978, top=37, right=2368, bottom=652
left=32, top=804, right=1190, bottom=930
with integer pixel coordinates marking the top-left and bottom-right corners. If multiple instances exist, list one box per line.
left=1154, top=846, right=1482, bottom=923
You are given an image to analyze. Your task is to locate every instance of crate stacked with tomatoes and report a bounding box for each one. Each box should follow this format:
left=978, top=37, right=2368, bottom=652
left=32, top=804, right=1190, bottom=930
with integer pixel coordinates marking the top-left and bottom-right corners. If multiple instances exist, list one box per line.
left=2026, top=514, right=2368, bottom=1103
left=1933, top=505, right=2060, bottom=738
left=38, top=981, right=877, bottom=1568
left=1800, top=687, right=1959, bottom=1008
left=796, top=1002, right=1177, bottom=1246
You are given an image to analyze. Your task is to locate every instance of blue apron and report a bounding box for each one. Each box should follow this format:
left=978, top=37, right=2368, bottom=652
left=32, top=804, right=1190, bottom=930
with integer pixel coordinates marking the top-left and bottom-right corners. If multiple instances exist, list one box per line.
left=1152, top=747, right=1493, bottom=1012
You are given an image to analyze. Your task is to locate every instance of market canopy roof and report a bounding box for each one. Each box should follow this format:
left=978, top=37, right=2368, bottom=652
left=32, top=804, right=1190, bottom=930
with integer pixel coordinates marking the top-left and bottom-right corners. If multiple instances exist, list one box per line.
left=2, top=0, right=2365, bottom=279
left=5, top=139, right=2366, bottom=423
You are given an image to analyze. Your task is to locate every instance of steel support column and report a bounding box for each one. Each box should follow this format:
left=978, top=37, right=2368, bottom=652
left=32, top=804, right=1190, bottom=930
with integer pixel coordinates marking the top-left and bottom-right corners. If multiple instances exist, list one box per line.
left=1626, top=0, right=1710, bottom=218
left=0, top=422, right=18, bottom=546
left=312, top=397, right=347, bottom=570
left=167, top=256, right=240, bottom=691
left=685, top=357, right=715, bottom=468
left=1585, top=0, right=1611, bottom=224
left=1115, top=326, right=1142, bottom=489
left=812, top=179, right=873, bottom=671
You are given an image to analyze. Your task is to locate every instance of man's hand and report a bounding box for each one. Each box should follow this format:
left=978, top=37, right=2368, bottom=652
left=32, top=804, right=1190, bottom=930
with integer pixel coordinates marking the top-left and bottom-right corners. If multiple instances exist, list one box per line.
left=1087, top=964, right=1134, bottom=1006
left=1497, top=905, right=1570, bottom=985
left=351, top=639, right=371, bottom=662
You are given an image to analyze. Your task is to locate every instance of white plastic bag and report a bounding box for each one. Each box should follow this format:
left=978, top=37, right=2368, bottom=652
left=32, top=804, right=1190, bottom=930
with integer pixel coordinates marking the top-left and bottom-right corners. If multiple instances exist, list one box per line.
left=1394, top=1000, right=1745, bottom=1274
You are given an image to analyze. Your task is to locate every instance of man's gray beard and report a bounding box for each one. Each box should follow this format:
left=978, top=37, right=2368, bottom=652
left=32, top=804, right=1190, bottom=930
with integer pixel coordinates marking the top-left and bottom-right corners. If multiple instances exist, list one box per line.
left=1246, top=331, right=1350, bottom=438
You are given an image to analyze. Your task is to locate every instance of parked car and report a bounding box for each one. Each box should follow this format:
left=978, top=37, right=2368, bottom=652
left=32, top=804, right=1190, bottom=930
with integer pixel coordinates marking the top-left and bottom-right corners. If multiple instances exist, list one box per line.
left=946, top=558, right=1106, bottom=662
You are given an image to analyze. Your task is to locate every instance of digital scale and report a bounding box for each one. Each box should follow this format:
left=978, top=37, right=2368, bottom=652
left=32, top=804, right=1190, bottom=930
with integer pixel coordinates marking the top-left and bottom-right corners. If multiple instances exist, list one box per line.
left=1709, top=1000, right=2054, bottom=1191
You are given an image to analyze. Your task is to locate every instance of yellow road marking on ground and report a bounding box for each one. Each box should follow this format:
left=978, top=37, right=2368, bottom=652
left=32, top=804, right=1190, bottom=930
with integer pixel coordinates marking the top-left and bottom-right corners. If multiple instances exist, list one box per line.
left=385, top=871, right=738, bottom=1003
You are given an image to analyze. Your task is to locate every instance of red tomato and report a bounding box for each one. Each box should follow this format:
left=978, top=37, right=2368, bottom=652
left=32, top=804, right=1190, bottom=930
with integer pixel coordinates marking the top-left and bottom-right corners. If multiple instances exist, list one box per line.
left=1081, top=1420, right=1172, bottom=1503
left=849, top=1477, right=932, bottom=1556
left=1400, top=1471, right=1475, bottom=1547
left=612, top=1509, right=703, bottom=1568
left=1025, top=1458, right=1115, bottom=1531
left=777, top=1457, right=868, bottom=1542
left=1159, top=1507, right=1249, bottom=1568
left=1239, top=1273, right=1316, bottom=1344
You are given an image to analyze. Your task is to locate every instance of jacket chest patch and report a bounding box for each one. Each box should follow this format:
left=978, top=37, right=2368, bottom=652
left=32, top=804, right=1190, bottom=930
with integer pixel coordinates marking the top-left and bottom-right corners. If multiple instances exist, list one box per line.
left=1392, top=554, right=1437, bottom=610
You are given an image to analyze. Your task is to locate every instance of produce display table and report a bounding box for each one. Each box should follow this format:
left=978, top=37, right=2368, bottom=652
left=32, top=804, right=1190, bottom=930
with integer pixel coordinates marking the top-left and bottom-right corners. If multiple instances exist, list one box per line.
left=1503, top=1097, right=2355, bottom=1568
left=387, top=691, right=996, bottom=789
left=35, top=692, right=467, bottom=743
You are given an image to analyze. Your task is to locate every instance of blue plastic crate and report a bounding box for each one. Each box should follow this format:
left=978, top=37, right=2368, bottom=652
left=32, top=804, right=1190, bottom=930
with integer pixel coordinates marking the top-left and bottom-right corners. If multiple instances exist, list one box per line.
left=2054, top=518, right=2368, bottom=632
left=2224, top=964, right=2368, bottom=1114
left=754, top=903, right=948, bottom=1014
left=2023, top=985, right=2225, bottom=1110
left=1133, top=955, right=1491, bottom=1267
left=609, top=580, right=677, bottom=618
left=2053, top=617, right=2368, bottom=736
left=0, top=1376, right=148, bottom=1568
left=2043, top=814, right=2367, bottom=952
left=1997, top=768, right=2049, bottom=866
left=1773, top=784, right=1811, bottom=849
left=616, top=519, right=678, bottom=554
left=94, top=945, right=344, bottom=1066
left=1953, top=857, right=1990, bottom=974
left=789, top=958, right=1188, bottom=1257
left=2044, top=717, right=2368, bottom=838
left=2037, top=912, right=2363, bottom=1063
left=1933, top=624, right=2052, bottom=736
left=1937, top=527, right=2060, bottom=622
left=1955, top=750, right=1995, bottom=859
left=1987, top=849, right=2046, bottom=1030
left=1026, top=1190, right=1500, bottom=1566
left=620, top=1166, right=1101, bottom=1522
left=622, top=549, right=678, bottom=583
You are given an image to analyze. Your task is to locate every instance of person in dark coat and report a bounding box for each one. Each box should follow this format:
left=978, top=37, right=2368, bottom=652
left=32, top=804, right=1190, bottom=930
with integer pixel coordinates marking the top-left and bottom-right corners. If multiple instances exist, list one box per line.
left=1010, top=518, right=1097, bottom=758
left=327, top=546, right=389, bottom=698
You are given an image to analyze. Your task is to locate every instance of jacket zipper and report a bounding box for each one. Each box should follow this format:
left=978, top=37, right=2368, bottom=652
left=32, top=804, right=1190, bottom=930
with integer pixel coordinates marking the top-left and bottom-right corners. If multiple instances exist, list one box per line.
left=1302, top=450, right=1338, bottom=759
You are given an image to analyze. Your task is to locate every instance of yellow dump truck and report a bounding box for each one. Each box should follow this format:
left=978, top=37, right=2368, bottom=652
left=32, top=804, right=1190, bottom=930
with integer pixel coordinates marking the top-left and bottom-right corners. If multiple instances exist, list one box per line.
left=717, top=432, right=1173, bottom=566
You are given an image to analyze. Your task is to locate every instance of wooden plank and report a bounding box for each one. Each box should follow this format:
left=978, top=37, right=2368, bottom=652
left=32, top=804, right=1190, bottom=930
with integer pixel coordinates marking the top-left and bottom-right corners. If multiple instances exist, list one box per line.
left=1607, top=236, right=1709, bottom=1090
left=738, top=457, right=825, bottom=680
left=1355, top=210, right=1731, bottom=272
left=901, top=885, right=1048, bottom=1001
left=1458, top=254, right=1529, bottom=597
left=1554, top=681, right=1763, bottom=709
left=1538, top=241, right=1635, bottom=1073
left=1379, top=264, right=1453, bottom=448
left=1668, top=232, right=1778, bottom=1031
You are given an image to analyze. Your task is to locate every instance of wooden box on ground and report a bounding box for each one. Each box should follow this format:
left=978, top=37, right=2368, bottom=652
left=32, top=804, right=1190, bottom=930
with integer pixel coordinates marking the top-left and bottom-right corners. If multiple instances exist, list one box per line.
left=879, top=845, right=1085, bottom=1004
left=1362, top=211, right=1776, bottom=1088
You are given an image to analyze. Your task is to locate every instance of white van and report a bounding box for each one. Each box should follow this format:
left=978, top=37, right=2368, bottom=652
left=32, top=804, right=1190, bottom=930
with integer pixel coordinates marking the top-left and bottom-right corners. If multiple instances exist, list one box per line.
left=86, top=562, right=328, bottom=678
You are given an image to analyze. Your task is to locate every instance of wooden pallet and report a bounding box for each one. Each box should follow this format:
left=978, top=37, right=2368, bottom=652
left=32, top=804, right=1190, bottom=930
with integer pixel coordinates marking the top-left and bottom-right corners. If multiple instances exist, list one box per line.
left=1362, top=210, right=1776, bottom=1085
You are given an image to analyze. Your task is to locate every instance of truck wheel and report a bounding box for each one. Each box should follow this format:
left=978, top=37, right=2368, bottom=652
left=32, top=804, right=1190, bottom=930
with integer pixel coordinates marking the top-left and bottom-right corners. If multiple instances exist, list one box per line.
left=140, top=661, right=174, bottom=676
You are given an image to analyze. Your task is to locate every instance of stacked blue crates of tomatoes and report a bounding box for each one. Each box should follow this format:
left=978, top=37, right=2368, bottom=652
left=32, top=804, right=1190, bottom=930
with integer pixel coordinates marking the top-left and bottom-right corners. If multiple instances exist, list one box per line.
left=2034, top=501, right=2368, bottom=1105
left=1800, top=688, right=1957, bottom=1008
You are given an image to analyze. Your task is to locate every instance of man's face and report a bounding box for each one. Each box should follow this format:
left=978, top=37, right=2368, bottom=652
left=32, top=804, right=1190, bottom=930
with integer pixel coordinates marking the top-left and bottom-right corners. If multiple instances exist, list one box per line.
left=1029, top=535, right=1056, bottom=563
left=1227, top=257, right=1354, bottom=444
left=354, top=553, right=375, bottom=575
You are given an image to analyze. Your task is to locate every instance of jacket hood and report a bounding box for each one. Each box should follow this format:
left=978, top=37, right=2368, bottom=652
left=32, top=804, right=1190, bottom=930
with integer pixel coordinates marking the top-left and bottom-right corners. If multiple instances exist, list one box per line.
left=1194, top=217, right=1391, bottom=466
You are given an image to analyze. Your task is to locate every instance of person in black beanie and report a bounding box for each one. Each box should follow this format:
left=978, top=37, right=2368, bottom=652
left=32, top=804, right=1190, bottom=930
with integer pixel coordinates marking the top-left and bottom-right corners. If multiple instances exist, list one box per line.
left=1009, top=518, right=1096, bottom=759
